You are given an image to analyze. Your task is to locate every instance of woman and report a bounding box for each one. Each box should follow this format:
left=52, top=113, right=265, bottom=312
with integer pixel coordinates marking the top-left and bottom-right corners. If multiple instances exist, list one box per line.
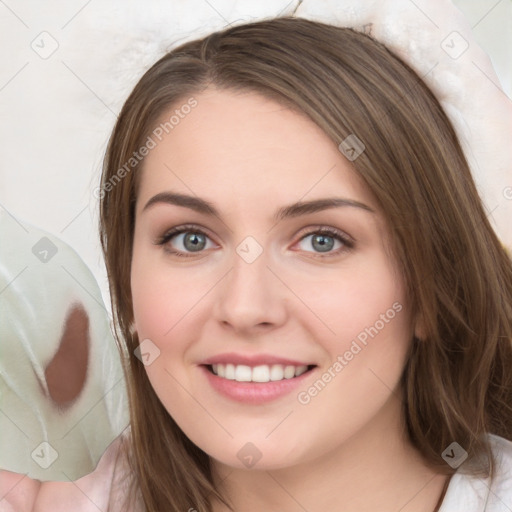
left=2, top=15, right=512, bottom=512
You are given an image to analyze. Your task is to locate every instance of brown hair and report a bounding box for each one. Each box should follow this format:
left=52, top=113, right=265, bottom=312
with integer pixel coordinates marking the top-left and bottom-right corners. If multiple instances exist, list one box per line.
left=99, top=16, right=512, bottom=511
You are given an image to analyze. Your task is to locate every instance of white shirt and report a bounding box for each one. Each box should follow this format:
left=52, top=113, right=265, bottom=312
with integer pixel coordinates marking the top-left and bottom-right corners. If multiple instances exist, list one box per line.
left=439, top=434, right=512, bottom=511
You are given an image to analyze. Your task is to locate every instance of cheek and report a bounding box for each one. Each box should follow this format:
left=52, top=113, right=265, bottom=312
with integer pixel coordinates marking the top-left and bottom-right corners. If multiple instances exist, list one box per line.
left=130, top=250, right=197, bottom=417
left=289, top=263, right=410, bottom=452
left=300, top=251, right=408, bottom=349
left=131, top=270, right=173, bottom=341
left=296, top=252, right=412, bottom=412
left=130, top=244, right=198, bottom=341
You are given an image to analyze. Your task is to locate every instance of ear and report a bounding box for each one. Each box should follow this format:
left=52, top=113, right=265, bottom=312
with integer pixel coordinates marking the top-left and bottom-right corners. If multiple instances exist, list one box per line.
left=44, top=303, right=89, bottom=407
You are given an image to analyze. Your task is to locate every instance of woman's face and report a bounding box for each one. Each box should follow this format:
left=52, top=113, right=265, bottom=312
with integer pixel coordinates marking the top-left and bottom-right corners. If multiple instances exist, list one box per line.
left=131, top=88, right=415, bottom=470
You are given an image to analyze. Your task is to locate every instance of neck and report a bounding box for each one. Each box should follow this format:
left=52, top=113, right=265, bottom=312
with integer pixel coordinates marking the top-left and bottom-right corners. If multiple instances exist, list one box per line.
left=211, top=395, right=450, bottom=512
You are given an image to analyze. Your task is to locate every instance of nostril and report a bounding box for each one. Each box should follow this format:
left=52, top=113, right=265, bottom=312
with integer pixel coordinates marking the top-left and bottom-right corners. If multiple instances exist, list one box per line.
left=44, top=302, right=89, bottom=407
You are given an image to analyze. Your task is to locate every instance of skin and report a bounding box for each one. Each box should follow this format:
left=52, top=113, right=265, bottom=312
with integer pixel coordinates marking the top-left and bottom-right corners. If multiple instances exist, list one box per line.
left=130, top=88, right=450, bottom=511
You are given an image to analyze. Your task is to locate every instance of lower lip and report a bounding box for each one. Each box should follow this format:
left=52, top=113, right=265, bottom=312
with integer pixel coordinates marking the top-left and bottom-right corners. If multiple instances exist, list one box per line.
left=200, top=365, right=315, bottom=405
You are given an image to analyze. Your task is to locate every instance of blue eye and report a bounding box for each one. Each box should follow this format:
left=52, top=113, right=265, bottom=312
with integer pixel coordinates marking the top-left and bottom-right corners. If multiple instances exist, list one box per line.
left=296, top=228, right=353, bottom=257
left=155, top=225, right=215, bottom=257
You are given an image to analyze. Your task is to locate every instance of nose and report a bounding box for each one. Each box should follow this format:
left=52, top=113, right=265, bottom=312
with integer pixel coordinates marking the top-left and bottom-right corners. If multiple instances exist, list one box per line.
left=213, top=244, right=288, bottom=335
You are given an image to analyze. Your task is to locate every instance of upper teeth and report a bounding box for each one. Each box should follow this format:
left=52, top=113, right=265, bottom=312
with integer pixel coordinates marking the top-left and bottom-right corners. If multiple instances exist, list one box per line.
left=211, top=364, right=308, bottom=382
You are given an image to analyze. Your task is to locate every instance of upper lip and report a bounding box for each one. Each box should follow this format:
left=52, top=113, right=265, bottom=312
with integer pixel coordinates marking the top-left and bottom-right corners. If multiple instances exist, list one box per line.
left=200, top=353, right=315, bottom=367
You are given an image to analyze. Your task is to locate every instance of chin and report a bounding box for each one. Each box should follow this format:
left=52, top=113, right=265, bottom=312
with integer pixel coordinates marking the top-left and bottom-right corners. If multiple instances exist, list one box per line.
left=194, top=432, right=313, bottom=472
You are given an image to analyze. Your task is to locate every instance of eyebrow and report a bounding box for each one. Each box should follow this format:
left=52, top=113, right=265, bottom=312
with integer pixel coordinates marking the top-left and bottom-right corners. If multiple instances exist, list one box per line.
left=142, top=191, right=375, bottom=222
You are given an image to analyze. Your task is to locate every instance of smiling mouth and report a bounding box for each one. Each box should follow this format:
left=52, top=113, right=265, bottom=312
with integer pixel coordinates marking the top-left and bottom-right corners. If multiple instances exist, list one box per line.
left=205, top=363, right=317, bottom=383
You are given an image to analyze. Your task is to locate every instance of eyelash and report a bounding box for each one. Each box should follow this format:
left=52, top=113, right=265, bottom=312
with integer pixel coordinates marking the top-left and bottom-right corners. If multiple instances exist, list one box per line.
left=154, top=224, right=354, bottom=259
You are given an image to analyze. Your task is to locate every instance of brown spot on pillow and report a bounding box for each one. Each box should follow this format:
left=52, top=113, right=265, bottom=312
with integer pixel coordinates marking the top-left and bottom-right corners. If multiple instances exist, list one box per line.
left=44, top=302, right=89, bottom=407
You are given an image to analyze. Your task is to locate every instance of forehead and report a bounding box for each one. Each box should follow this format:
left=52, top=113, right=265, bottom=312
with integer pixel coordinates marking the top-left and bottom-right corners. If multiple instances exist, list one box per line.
left=136, top=88, right=375, bottom=215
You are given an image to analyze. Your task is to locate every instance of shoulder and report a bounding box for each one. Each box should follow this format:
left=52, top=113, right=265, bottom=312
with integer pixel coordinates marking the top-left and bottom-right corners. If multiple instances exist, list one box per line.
left=33, top=428, right=139, bottom=512
left=439, top=433, right=512, bottom=512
